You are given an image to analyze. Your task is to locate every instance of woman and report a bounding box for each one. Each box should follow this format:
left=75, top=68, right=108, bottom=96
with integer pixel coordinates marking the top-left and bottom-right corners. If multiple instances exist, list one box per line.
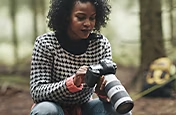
left=30, top=0, right=132, bottom=115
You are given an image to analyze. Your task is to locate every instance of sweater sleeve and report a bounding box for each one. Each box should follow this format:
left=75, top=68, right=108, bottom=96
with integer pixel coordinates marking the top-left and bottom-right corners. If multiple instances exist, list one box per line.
left=30, top=35, right=61, bottom=103
left=66, top=75, right=83, bottom=92
left=30, top=35, right=84, bottom=104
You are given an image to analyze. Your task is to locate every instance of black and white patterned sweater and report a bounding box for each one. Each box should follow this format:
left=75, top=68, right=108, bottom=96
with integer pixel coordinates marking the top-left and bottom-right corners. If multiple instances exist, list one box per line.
left=30, top=31, right=112, bottom=105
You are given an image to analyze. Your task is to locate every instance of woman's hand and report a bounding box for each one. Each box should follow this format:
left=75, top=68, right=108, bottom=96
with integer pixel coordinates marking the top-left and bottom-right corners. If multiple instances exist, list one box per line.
left=73, top=66, right=88, bottom=87
left=95, top=76, right=110, bottom=102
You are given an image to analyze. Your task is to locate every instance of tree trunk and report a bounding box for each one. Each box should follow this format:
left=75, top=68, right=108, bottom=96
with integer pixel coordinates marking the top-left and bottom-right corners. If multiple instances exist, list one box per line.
left=31, top=0, right=38, bottom=44
left=10, top=0, right=18, bottom=65
left=40, top=0, right=47, bottom=33
left=132, top=0, right=166, bottom=91
left=169, top=0, right=176, bottom=46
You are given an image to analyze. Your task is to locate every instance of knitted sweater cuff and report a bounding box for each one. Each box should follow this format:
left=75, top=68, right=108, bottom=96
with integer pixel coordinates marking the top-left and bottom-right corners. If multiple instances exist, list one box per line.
left=66, top=75, right=83, bottom=93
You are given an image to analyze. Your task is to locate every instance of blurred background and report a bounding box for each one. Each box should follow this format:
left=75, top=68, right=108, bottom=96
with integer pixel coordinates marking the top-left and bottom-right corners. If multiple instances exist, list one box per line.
left=1, top=0, right=176, bottom=115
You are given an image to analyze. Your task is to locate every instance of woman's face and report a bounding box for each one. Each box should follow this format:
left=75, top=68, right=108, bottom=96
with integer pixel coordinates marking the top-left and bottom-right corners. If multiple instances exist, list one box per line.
left=67, top=1, right=96, bottom=40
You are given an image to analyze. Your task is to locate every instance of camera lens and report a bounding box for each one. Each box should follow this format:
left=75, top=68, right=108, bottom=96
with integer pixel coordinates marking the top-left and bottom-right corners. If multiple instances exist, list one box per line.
left=85, top=60, right=134, bottom=114
left=116, top=101, right=134, bottom=114
left=104, top=74, right=134, bottom=114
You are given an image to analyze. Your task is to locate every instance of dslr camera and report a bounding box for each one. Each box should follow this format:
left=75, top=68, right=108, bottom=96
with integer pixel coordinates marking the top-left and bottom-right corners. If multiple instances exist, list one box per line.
left=85, top=59, right=134, bottom=114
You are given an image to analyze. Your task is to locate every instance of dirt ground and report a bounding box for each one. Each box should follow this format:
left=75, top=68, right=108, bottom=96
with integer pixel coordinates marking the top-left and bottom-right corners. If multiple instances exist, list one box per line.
left=0, top=87, right=33, bottom=115
left=1, top=86, right=176, bottom=115
left=1, top=65, right=176, bottom=115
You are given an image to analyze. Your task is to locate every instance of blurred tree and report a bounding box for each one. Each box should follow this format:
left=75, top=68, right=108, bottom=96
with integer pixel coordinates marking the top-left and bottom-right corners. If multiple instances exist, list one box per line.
left=31, top=0, right=38, bottom=43
left=31, top=0, right=47, bottom=43
left=168, top=0, right=176, bottom=46
left=132, top=0, right=166, bottom=90
left=10, top=0, right=19, bottom=65
left=39, top=0, right=47, bottom=33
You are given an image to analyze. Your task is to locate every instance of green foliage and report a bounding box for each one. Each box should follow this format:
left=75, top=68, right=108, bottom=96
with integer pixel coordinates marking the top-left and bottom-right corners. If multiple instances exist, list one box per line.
left=0, top=75, right=29, bottom=84
left=0, top=42, right=33, bottom=66
left=0, top=75, right=30, bottom=90
left=1, top=0, right=176, bottom=68
left=111, top=42, right=140, bottom=66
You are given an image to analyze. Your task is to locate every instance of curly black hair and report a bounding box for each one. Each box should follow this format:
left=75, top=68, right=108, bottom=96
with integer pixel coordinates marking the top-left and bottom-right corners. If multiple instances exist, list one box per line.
left=47, top=0, right=111, bottom=33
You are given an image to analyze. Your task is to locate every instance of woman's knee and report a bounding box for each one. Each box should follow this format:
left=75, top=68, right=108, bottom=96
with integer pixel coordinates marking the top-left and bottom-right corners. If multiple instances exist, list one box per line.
left=30, top=101, right=64, bottom=115
left=82, top=98, right=113, bottom=115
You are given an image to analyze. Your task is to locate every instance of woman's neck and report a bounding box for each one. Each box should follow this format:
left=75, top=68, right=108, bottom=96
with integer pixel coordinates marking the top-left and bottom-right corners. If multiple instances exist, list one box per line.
left=56, top=32, right=89, bottom=55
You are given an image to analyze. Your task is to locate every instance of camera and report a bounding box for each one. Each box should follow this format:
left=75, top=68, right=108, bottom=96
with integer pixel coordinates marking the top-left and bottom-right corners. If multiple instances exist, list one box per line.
left=85, top=59, right=134, bottom=114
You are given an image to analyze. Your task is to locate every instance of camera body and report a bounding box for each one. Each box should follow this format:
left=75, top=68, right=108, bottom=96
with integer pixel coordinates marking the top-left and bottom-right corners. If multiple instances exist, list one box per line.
left=85, top=59, right=134, bottom=114
left=85, top=59, right=116, bottom=87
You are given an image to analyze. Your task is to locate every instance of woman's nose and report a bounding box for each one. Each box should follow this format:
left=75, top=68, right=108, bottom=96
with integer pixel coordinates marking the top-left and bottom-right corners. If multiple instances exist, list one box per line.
left=84, top=19, right=91, bottom=27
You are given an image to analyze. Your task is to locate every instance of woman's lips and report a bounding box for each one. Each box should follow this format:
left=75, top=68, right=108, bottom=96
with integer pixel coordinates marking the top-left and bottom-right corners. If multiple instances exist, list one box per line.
left=81, top=29, right=91, bottom=33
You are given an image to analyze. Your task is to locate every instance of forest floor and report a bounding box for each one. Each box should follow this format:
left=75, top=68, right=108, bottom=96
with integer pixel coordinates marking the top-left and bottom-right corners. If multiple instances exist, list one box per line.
left=1, top=65, right=176, bottom=115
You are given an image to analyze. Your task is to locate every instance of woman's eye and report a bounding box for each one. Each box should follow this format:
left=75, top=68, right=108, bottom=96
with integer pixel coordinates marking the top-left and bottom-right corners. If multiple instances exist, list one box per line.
left=90, top=17, right=95, bottom=21
left=77, top=16, right=85, bottom=21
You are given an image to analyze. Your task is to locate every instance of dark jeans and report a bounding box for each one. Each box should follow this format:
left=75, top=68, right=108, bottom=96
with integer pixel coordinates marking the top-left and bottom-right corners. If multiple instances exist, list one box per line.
left=30, top=98, right=132, bottom=115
